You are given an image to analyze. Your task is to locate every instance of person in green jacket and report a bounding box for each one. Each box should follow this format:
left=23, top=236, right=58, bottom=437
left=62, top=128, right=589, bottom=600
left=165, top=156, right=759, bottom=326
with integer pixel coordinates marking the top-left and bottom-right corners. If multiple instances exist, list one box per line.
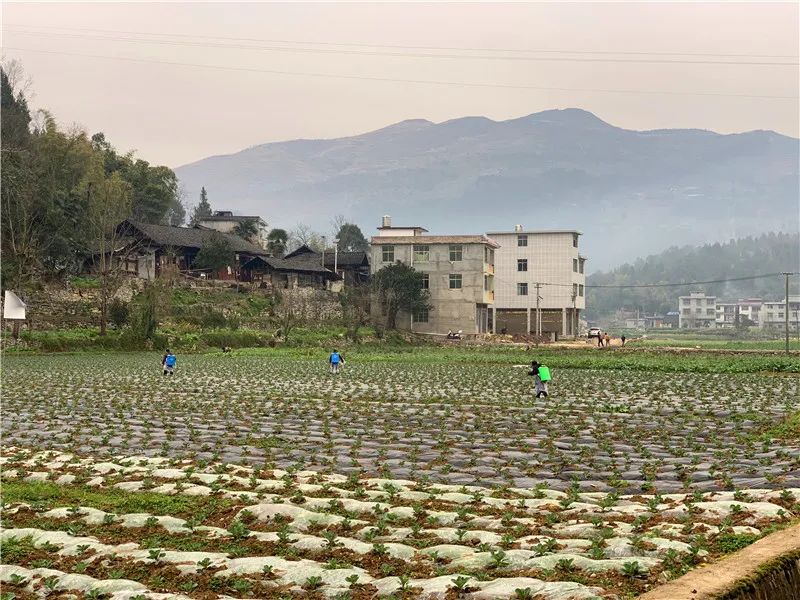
left=528, top=360, right=550, bottom=398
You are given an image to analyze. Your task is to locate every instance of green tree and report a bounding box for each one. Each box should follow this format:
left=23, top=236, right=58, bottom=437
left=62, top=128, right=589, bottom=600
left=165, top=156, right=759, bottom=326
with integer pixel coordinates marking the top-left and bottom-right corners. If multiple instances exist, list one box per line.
left=91, top=133, right=178, bottom=224
left=372, top=262, right=431, bottom=329
left=193, top=232, right=234, bottom=273
left=336, top=223, right=369, bottom=253
left=191, top=187, right=212, bottom=225
left=232, top=219, right=259, bottom=241
left=267, top=228, right=288, bottom=257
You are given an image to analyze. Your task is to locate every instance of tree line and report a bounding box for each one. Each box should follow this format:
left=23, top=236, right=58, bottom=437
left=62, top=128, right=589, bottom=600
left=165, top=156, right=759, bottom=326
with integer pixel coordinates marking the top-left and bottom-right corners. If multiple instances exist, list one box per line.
left=1, top=62, right=182, bottom=290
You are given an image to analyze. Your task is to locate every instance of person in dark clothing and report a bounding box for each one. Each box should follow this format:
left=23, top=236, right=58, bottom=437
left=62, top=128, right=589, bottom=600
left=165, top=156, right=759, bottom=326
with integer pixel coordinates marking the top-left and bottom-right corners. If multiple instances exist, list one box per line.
left=621, top=335, right=626, bottom=347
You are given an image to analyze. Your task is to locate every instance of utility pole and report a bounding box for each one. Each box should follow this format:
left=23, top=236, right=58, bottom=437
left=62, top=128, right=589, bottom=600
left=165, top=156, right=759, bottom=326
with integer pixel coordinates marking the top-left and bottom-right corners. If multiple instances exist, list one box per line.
left=783, top=272, right=791, bottom=354
left=535, top=282, right=542, bottom=344
left=571, top=292, right=577, bottom=338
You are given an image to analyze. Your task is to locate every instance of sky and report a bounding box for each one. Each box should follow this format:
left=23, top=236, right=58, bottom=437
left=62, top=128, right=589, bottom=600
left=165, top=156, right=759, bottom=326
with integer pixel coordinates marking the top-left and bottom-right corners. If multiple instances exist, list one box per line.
left=2, top=2, right=799, bottom=169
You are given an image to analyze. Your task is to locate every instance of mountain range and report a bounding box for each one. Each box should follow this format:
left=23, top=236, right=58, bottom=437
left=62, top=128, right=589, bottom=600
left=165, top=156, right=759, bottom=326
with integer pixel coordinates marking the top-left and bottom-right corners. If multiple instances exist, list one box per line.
left=175, top=108, right=799, bottom=270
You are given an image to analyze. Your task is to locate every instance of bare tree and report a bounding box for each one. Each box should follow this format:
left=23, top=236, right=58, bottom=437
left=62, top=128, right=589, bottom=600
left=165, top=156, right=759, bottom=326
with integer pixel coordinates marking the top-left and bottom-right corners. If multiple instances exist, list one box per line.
left=83, top=167, right=134, bottom=336
left=288, top=223, right=324, bottom=253
left=273, top=286, right=307, bottom=342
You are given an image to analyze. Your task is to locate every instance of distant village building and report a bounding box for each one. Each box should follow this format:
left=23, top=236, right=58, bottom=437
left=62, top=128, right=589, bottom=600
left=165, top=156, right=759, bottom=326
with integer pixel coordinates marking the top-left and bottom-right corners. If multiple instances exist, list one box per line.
left=737, top=298, right=763, bottom=326
left=284, top=245, right=370, bottom=286
left=486, top=226, right=586, bottom=338
left=715, top=302, right=737, bottom=328
left=759, top=296, right=800, bottom=331
left=369, top=216, right=497, bottom=335
left=678, top=292, right=717, bottom=328
left=196, top=211, right=268, bottom=249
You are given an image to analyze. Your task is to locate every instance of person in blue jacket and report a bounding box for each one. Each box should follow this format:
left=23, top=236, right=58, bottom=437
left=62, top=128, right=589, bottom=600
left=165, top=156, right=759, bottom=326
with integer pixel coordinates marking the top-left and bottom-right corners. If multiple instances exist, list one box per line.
left=329, top=349, right=345, bottom=374
left=162, top=349, right=177, bottom=376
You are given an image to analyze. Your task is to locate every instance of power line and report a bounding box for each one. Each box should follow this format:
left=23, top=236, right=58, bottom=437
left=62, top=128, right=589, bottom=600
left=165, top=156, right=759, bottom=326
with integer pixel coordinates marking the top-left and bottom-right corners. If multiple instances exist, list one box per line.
left=6, top=23, right=799, bottom=60
left=6, top=28, right=798, bottom=67
left=6, top=46, right=797, bottom=101
left=492, top=271, right=789, bottom=290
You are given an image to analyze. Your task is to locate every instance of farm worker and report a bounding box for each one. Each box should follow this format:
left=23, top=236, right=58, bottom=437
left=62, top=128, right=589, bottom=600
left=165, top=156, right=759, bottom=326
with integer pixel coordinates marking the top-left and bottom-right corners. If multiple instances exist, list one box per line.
left=603, top=332, right=611, bottom=348
left=162, top=349, right=177, bottom=376
left=528, top=361, right=550, bottom=398
left=329, top=349, right=345, bottom=374
left=621, top=335, right=626, bottom=347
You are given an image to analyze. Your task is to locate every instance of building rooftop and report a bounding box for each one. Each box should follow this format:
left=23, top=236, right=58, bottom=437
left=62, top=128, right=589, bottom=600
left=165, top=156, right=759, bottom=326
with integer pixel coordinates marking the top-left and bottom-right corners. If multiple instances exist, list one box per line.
left=121, top=220, right=266, bottom=255
left=377, top=225, right=429, bottom=232
left=486, top=229, right=582, bottom=235
left=371, top=235, right=500, bottom=248
left=197, top=215, right=265, bottom=223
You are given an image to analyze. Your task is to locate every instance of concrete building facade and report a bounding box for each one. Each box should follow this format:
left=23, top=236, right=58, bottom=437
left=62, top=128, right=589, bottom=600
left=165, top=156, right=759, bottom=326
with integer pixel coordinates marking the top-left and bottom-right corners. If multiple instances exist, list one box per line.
left=737, top=298, right=763, bottom=326
left=370, top=218, right=497, bottom=335
left=486, top=227, right=586, bottom=338
left=678, top=292, right=717, bottom=328
left=196, top=211, right=268, bottom=249
left=759, top=296, right=800, bottom=331
left=715, top=303, right=737, bottom=328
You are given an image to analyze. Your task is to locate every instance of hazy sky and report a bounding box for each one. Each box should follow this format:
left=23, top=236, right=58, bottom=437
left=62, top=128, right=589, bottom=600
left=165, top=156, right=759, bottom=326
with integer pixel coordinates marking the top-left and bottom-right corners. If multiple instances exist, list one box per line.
left=3, top=2, right=798, bottom=168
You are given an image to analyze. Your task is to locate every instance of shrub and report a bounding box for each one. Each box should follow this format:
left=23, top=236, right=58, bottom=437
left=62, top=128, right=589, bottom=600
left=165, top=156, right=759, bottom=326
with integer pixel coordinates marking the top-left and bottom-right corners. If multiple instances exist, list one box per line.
left=109, top=299, right=130, bottom=330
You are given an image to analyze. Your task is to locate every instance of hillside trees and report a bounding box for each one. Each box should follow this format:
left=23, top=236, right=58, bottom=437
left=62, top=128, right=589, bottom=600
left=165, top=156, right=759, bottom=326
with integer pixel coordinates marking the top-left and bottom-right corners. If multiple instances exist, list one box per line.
left=193, top=232, right=234, bottom=273
left=0, top=62, right=181, bottom=288
left=587, top=233, right=800, bottom=317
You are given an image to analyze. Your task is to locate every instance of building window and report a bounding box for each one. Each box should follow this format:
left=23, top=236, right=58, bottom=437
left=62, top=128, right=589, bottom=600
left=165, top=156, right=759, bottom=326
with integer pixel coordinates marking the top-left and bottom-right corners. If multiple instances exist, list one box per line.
left=778, top=312, right=784, bottom=319
left=579, top=284, right=584, bottom=297
left=381, top=245, right=394, bottom=263
left=517, top=283, right=528, bottom=296
left=413, top=245, right=430, bottom=263
left=517, top=259, right=528, bottom=272
left=421, top=273, right=429, bottom=290
left=573, top=233, right=579, bottom=248
left=573, top=283, right=578, bottom=297
left=579, top=258, right=585, bottom=274
left=573, top=258, right=578, bottom=272
left=449, top=274, right=462, bottom=289
left=517, top=235, right=528, bottom=247
left=682, top=299, right=690, bottom=306
left=484, top=247, right=494, bottom=264
left=707, top=309, right=714, bottom=316
left=449, top=245, right=463, bottom=262
left=412, top=308, right=429, bottom=323
left=484, top=275, right=489, bottom=291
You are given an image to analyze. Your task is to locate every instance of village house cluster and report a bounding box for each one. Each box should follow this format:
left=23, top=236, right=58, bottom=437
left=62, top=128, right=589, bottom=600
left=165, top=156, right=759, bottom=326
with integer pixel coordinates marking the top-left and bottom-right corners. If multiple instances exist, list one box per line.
left=677, top=291, right=800, bottom=330
left=102, top=213, right=586, bottom=337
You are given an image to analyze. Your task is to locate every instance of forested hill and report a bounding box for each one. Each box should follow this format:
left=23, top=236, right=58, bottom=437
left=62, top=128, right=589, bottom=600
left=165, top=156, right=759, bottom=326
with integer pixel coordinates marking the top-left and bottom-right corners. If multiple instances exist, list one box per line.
left=586, top=232, right=800, bottom=318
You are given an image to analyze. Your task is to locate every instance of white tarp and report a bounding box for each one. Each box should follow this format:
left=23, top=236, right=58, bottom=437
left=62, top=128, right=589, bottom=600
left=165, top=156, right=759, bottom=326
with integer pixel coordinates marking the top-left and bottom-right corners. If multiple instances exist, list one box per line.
left=3, top=290, right=26, bottom=320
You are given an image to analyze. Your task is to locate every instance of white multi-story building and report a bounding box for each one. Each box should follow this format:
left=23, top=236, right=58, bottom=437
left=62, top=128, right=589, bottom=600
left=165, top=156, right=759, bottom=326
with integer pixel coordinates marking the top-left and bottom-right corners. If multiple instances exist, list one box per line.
left=759, top=296, right=800, bottom=330
left=737, top=298, right=763, bottom=326
left=715, top=303, right=737, bottom=328
left=678, top=292, right=717, bottom=328
left=486, top=226, right=586, bottom=338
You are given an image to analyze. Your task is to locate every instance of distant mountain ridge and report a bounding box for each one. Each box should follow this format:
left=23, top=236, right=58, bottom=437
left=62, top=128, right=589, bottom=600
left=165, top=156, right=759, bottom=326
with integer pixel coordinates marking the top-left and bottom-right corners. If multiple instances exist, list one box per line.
left=175, top=108, right=799, bottom=270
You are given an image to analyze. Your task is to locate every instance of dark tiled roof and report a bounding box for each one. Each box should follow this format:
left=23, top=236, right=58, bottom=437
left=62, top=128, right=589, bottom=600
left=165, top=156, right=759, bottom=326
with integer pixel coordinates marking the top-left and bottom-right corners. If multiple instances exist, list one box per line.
left=197, top=215, right=265, bottom=223
left=324, top=251, right=369, bottom=268
left=242, top=254, right=337, bottom=277
left=123, top=220, right=265, bottom=255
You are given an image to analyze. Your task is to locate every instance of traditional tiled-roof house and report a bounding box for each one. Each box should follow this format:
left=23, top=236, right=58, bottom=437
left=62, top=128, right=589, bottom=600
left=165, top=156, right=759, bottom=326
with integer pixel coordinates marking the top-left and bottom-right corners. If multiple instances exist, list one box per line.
left=115, top=220, right=267, bottom=280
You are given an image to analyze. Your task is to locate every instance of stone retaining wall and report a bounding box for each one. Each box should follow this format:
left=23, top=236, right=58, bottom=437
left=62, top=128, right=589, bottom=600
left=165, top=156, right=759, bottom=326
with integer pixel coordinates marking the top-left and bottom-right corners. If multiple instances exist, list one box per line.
left=639, top=523, right=800, bottom=600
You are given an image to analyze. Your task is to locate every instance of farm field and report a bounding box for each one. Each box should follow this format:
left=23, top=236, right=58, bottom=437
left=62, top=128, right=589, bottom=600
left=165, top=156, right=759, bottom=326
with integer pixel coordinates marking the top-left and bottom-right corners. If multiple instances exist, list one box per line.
left=2, top=352, right=799, bottom=599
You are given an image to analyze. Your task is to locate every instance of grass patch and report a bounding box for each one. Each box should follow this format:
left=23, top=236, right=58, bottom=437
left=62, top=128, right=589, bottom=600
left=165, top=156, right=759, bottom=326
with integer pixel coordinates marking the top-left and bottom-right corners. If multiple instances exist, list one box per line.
left=763, top=412, right=800, bottom=441
left=0, top=480, right=236, bottom=519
